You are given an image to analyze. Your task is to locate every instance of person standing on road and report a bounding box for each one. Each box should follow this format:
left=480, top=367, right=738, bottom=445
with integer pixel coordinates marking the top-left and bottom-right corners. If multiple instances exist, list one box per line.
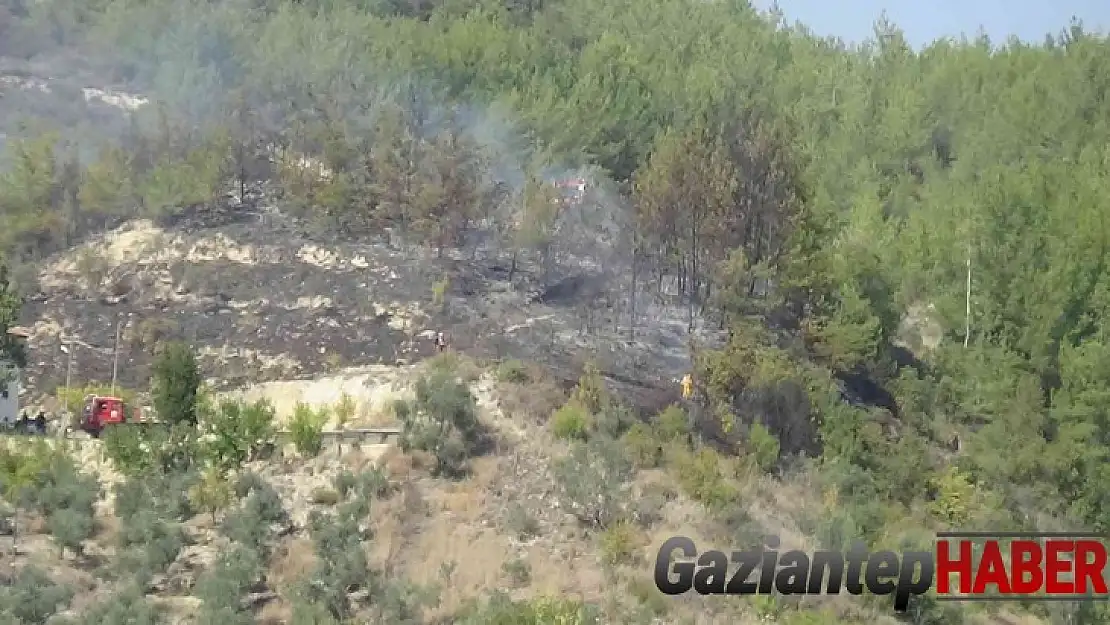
left=435, top=331, right=447, bottom=352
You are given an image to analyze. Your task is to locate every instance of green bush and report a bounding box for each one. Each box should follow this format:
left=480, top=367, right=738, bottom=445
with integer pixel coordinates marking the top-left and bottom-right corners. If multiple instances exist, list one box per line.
left=61, top=584, right=161, bottom=625
left=621, top=422, right=661, bottom=468
left=222, top=479, right=288, bottom=556
left=0, top=440, right=56, bottom=499
left=552, top=437, right=631, bottom=529
left=598, top=520, right=640, bottom=566
left=195, top=545, right=264, bottom=625
left=104, top=424, right=200, bottom=476
left=9, top=453, right=100, bottom=559
left=333, top=467, right=392, bottom=501
left=747, top=422, right=780, bottom=472
left=333, top=393, right=357, bottom=428
left=101, top=425, right=151, bottom=477
left=550, top=401, right=591, bottom=440
left=0, top=566, right=74, bottom=624
left=394, top=367, right=482, bottom=477
left=199, top=398, right=277, bottom=470
left=188, top=468, right=234, bottom=523
left=289, top=402, right=329, bottom=457
left=666, top=446, right=737, bottom=512
left=653, top=404, right=691, bottom=443
left=295, top=506, right=372, bottom=621
left=496, top=359, right=531, bottom=384
left=455, top=593, right=602, bottom=625
left=49, top=508, right=95, bottom=558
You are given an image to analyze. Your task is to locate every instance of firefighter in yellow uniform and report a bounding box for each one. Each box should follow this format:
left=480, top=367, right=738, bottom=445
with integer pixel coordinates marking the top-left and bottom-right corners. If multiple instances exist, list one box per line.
left=680, top=373, right=694, bottom=400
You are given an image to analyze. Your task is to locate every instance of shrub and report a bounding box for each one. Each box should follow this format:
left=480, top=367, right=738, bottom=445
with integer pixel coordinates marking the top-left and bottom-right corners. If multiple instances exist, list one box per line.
left=105, top=424, right=200, bottom=476
left=550, top=400, right=590, bottom=440
left=112, top=473, right=191, bottom=585
left=496, top=359, right=531, bottom=384
left=296, top=507, right=373, bottom=621
left=553, top=437, right=631, bottom=529
left=652, top=404, right=691, bottom=443
left=199, top=398, right=276, bottom=470
left=312, top=488, right=340, bottom=505
left=102, top=425, right=152, bottom=477
left=666, top=446, right=737, bottom=512
left=570, top=362, right=607, bottom=414
left=0, top=566, right=74, bottom=624
left=928, top=466, right=975, bottom=525
left=12, top=454, right=99, bottom=559
left=222, top=479, right=288, bottom=555
left=195, top=545, right=264, bottom=625
left=503, top=502, right=540, bottom=539
left=747, top=422, right=780, bottom=472
left=114, top=472, right=197, bottom=524
left=621, top=422, right=661, bottom=468
left=502, top=558, right=531, bottom=587
left=431, top=277, right=449, bottom=308
left=592, top=402, right=636, bottom=439
left=455, top=594, right=601, bottom=625
left=232, top=471, right=267, bottom=499
left=0, top=441, right=55, bottom=499
left=63, top=584, right=160, bottom=625
left=49, top=508, right=95, bottom=558
left=627, top=576, right=670, bottom=618
left=333, top=467, right=392, bottom=501
left=289, top=402, right=329, bottom=457
left=394, top=367, right=482, bottom=477
left=334, top=393, right=357, bottom=428
left=115, top=508, right=187, bottom=586
left=598, top=520, right=640, bottom=566
left=188, top=467, right=234, bottom=523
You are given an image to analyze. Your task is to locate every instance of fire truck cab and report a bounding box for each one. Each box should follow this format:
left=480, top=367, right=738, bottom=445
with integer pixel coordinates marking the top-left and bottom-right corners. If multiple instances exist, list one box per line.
left=80, top=395, right=140, bottom=437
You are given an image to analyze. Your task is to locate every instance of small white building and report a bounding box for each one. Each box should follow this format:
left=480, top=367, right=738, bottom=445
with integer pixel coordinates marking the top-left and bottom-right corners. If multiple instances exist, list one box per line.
left=0, top=327, right=30, bottom=425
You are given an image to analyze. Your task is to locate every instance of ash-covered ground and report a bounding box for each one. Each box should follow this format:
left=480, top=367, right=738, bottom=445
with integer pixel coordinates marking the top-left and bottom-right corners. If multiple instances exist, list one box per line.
left=3, top=58, right=715, bottom=415
left=18, top=189, right=709, bottom=414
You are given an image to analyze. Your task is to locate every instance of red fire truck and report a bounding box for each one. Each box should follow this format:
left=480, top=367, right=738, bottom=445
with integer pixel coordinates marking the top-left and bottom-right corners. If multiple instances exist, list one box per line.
left=78, top=394, right=146, bottom=437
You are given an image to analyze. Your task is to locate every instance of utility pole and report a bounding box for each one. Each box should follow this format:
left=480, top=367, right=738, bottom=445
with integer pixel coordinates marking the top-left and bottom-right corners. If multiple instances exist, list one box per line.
left=111, top=315, right=129, bottom=395
left=60, top=341, right=73, bottom=415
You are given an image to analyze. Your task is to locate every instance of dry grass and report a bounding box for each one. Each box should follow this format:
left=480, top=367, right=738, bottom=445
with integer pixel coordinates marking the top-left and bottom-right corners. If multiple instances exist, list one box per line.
left=256, top=600, right=292, bottom=624
left=496, top=377, right=565, bottom=424
left=269, top=536, right=317, bottom=590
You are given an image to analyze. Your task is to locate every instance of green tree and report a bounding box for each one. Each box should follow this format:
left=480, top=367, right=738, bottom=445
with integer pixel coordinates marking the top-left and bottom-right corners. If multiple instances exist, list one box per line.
left=151, top=341, right=202, bottom=427
left=0, top=259, right=25, bottom=374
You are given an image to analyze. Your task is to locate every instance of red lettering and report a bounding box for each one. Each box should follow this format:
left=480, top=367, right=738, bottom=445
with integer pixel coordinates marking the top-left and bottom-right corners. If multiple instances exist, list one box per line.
left=1045, top=540, right=1074, bottom=594
left=936, top=540, right=974, bottom=594
left=1073, top=540, right=1108, bottom=595
left=1009, top=540, right=1043, bottom=594
left=972, top=542, right=1012, bottom=594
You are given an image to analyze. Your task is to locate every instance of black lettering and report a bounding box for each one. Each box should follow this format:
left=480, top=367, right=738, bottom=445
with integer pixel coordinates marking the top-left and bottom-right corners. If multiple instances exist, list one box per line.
left=759, top=535, right=780, bottom=593
left=845, top=542, right=869, bottom=594
left=654, top=536, right=696, bottom=595
left=693, top=550, right=729, bottom=594
left=726, top=550, right=760, bottom=594
left=864, top=550, right=901, bottom=595
left=775, top=551, right=810, bottom=594
left=810, top=551, right=845, bottom=593
left=893, top=551, right=935, bottom=612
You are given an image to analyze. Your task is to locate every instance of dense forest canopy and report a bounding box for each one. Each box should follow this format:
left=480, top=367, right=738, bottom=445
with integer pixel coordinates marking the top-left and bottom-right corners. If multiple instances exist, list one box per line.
left=2, top=0, right=1110, bottom=621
